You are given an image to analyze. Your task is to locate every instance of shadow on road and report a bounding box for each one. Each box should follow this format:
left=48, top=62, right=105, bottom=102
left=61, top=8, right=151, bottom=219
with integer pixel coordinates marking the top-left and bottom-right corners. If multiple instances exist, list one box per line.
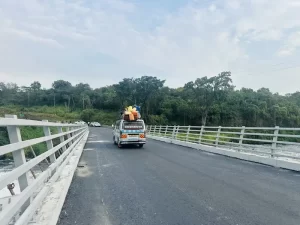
left=117, top=144, right=145, bottom=150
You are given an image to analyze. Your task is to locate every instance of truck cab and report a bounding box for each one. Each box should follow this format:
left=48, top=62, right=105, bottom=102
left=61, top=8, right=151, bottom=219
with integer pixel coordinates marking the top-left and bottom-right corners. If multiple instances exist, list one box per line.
left=113, top=119, right=146, bottom=148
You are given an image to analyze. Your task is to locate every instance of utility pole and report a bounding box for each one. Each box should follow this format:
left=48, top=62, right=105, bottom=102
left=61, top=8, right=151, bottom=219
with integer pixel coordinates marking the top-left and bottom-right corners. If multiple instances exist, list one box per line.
left=82, top=96, right=85, bottom=109
left=22, top=86, right=30, bottom=107
left=68, top=96, right=71, bottom=111
left=53, top=94, right=56, bottom=107
left=27, top=90, right=30, bottom=107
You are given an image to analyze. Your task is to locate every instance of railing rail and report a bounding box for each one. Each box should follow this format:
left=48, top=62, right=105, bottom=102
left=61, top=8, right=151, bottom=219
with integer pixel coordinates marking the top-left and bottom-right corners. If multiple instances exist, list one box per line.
left=0, top=115, right=88, bottom=225
left=147, top=125, right=300, bottom=160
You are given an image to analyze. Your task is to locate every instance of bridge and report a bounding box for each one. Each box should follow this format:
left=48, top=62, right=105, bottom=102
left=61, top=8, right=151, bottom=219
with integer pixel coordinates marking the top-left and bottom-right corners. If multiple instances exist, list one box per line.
left=1, top=116, right=300, bottom=225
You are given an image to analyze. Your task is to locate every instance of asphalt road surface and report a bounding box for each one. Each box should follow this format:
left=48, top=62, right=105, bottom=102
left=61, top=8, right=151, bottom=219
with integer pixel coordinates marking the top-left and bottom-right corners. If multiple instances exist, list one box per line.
left=58, top=127, right=300, bottom=225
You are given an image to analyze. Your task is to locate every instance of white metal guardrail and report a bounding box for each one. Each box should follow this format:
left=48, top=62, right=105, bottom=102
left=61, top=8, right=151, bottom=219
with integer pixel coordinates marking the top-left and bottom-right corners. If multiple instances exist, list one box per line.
left=0, top=115, right=88, bottom=225
left=147, top=125, right=300, bottom=160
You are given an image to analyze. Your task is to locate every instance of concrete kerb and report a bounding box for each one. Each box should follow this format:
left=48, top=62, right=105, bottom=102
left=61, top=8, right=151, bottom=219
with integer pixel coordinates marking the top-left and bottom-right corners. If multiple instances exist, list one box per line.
left=30, top=131, right=89, bottom=225
left=148, top=135, right=300, bottom=172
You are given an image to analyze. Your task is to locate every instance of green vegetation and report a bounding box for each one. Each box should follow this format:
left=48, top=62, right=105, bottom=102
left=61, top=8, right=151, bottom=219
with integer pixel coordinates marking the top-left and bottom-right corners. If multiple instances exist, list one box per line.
left=2, top=73, right=300, bottom=127
left=80, top=109, right=118, bottom=126
left=0, top=105, right=79, bottom=122
left=0, top=106, right=116, bottom=159
left=152, top=130, right=238, bottom=145
left=1, top=72, right=300, bottom=158
left=0, top=125, right=47, bottom=160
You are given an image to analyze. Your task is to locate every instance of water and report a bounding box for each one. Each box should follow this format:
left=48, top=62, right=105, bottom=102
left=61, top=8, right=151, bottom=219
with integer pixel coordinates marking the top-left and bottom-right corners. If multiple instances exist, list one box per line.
left=0, top=160, right=46, bottom=199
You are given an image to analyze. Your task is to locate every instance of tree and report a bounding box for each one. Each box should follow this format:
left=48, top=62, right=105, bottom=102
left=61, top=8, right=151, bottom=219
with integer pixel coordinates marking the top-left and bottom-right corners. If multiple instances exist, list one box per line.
left=135, top=76, right=165, bottom=119
left=52, top=80, right=73, bottom=107
left=113, top=76, right=165, bottom=122
left=1, top=72, right=300, bottom=128
left=0, top=82, right=19, bottom=105
left=21, top=86, right=31, bottom=107
left=80, top=109, right=96, bottom=122
left=30, top=81, right=42, bottom=106
left=73, top=83, right=93, bottom=110
left=52, top=80, right=72, bottom=90
left=184, top=72, right=233, bottom=125
left=30, top=81, right=41, bottom=91
left=114, top=78, right=136, bottom=107
left=93, top=86, right=118, bottom=110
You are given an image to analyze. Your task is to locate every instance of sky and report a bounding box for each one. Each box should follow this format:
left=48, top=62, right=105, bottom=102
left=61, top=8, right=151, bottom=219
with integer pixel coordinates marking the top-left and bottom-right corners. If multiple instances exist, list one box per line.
left=0, top=0, right=300, bottom=94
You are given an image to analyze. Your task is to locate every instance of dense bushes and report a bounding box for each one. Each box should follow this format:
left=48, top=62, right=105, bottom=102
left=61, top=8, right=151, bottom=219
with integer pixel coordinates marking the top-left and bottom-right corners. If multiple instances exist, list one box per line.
left=80, top=109, right=118, bottom=125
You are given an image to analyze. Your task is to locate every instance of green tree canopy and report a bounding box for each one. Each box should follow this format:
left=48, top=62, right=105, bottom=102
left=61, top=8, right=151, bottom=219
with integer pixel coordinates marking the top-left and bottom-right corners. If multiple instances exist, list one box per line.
left=1, top=72, right=300, bottom=127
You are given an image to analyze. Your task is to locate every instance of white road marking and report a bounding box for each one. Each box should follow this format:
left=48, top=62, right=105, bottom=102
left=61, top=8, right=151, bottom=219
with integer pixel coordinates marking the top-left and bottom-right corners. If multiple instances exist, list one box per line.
left=202, top=152, right=215, bottom=156
left=87, top=140, right=110, bottom=143
left=102, top=164, right=113, bottom=168
left=89, top=135, right=97, bottom=137
left=84, top=148, right=95, bottom=151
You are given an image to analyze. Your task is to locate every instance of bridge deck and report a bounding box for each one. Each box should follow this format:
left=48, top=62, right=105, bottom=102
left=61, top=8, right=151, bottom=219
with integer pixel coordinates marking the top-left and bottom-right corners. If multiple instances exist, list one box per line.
left=58, top=127, right=300, bottom=225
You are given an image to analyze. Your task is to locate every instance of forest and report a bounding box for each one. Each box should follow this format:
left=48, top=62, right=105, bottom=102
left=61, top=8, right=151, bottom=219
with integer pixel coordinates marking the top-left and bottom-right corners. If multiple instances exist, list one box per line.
left=1, top=71, right=300, bottom=127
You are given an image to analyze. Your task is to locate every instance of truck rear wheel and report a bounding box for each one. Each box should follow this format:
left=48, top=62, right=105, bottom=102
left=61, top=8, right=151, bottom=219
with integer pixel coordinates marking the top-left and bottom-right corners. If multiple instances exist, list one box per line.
left=138, top=144, right=144, bottom=148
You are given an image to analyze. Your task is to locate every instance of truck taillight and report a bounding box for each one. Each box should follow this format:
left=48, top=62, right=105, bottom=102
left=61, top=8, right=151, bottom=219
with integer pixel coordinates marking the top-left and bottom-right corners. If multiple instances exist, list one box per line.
left=140, top=134, right=145, bottom=138
left=121, top=134, right=127, bottom=139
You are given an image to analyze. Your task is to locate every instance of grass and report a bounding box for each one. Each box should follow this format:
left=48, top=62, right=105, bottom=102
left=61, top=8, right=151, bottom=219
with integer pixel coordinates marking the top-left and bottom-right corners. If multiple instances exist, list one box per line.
left=0, top=105, right=82, bottom=159
left=0, top=105, right=80, bottom=122
left=0, top=105, right=118, bottom=125
left=0, top=125, right=64, bottom=159
left=90, top=111, right=119, bottom=126
left=0, top=105, right=120, bottom=159
left=151, top=127, right=300, bottom=147
left=150, top=130, right=238, bottom=146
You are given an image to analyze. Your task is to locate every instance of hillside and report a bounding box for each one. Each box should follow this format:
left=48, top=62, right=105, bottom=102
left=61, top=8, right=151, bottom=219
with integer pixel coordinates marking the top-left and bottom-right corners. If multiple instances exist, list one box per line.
left=0, top=105, right=117, bottom=124
left=0, top=105, right=79, bottom=122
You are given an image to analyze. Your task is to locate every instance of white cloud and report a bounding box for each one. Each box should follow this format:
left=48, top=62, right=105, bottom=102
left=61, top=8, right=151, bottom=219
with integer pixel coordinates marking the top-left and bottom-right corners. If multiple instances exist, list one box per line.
left=0, top=72, right=60, bottom=88
left=105, top=0, right=136, bottom=13
left=21, top=23, right=95, bottom=41
left=277, top=49, right=293, bottom=57
left=3, top=28, right=63, bottom=48
left=0, top=0, right=300, bottom=93
left=277, top=31, right=300, bottom=56
left=226, top=0, right=240, bottom=10
left=209, top=4, right=216, bottom=12
left=234, top=0, right=300, bottom=41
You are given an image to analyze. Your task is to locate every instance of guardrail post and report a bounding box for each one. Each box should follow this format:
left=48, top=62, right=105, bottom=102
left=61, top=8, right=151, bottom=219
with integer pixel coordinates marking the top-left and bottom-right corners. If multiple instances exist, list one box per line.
left=175, top=126, right=179, bottom=140
left=5, top=115, right=29, bottom=192
left=75, top=126, right=80, bottom=140
left=171, top=126, right=176, bottom=139
left=149, top=125, right=152, bottom=134
left=71, top=127, right=78, bottom=142
left=164, top=125, right=168, bottom=137
left=154, top=125, right=157, bottom=135
left=271, top=126, right=279, bottom=158
left=215, top=126, right=221, bottom=146
left=238, top=126, right=245, bottom=152
left=57, top=126, right=67, bottom=152
left=66, top=127, right=72, bottom=146
left=198, top=126, right=204, bottom=144
left=186, top=126, right=190, bottom=142
left=42, top=120, right=56, bottom=163
left=158, top=125, right=162, bottom=136
left=72, top=127, right=77, bottom=141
